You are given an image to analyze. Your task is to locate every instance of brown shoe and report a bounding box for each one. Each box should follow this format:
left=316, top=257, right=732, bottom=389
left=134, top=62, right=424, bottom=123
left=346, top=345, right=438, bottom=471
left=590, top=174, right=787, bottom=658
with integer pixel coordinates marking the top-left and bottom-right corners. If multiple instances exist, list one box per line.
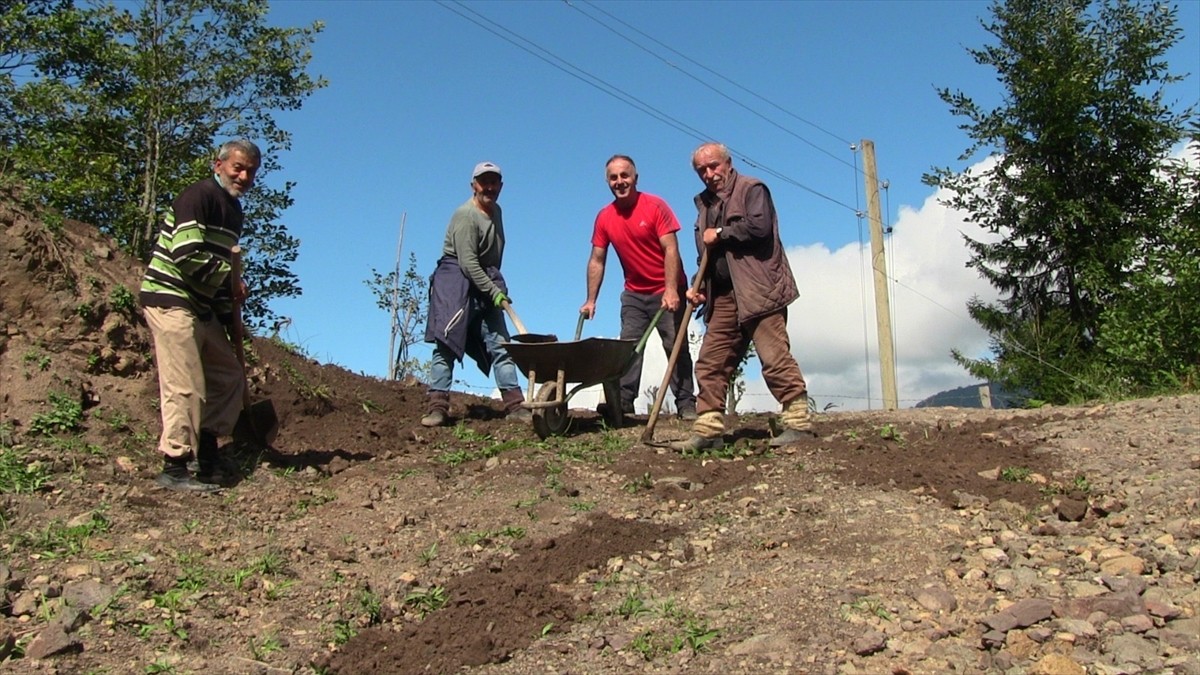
left=420, top=410, right=448, bottom=427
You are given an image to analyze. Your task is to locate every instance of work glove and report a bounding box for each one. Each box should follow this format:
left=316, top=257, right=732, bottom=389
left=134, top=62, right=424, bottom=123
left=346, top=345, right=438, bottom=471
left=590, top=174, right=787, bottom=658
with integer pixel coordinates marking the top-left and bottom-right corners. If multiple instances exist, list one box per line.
left=494, top=292, right=509, bottom=308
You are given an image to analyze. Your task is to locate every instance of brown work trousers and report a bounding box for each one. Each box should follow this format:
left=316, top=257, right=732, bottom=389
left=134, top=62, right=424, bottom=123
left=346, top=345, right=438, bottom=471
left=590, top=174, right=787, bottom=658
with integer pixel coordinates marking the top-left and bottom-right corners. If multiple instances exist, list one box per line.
left=145, top=306, right=245, bottom=459
left=694, top=289, right=807, bottom=415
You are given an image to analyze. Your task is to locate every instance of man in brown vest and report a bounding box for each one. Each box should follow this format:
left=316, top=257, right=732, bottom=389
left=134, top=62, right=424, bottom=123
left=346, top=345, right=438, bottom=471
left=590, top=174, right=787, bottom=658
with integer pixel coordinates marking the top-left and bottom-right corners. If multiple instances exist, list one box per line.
left=670, top=142, right=816, bottom=452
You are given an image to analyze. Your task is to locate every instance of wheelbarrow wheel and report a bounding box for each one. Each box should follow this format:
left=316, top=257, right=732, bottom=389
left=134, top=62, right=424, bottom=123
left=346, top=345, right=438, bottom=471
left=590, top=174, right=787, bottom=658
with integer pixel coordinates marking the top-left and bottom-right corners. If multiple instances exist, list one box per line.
left=532, top=381, right=569, bottom=439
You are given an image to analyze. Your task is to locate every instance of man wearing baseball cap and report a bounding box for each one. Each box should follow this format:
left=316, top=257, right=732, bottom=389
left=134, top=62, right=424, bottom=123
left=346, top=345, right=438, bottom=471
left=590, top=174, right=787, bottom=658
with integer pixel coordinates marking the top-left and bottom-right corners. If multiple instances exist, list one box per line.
left=421, top=161, right=530, bottom=426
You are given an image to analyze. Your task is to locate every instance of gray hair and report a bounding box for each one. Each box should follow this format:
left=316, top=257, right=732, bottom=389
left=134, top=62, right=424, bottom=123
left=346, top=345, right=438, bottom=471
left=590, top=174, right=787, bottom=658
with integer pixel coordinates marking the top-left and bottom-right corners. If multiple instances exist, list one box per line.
left=692, top=142, right=731, bottom=163
left=218, top=139, right=262, bottom=164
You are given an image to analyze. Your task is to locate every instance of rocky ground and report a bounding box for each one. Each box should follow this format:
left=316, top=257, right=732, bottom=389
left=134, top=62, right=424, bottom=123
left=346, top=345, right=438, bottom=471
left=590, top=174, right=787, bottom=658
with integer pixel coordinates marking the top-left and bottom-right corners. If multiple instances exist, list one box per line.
left=1, top=194, right=1198, bottom=674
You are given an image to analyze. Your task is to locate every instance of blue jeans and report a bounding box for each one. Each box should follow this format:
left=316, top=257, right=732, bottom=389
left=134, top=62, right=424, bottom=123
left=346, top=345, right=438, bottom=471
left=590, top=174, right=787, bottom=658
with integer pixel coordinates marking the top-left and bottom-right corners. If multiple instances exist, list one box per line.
left=429, top=302, right=521, bottom=392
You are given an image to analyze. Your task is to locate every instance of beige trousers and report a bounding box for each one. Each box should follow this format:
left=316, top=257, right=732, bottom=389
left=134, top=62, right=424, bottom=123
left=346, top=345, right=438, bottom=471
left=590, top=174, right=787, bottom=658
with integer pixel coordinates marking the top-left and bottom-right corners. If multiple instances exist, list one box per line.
left=145, top=307, right=245, bottom=459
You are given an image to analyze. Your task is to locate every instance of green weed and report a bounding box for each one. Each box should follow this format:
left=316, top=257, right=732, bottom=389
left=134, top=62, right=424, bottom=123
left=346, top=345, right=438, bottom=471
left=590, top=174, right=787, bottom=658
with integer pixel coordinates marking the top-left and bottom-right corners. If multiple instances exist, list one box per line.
left=622, top=472, right=654, bottom=494
left=404, top=586, right=447, bottom=617
left=418, top=542, right=438, bottom=566
left=878, top=424, right=905, bottom=443
left=999, top=466, right=1032, bottom=482
left=249, top=632, right=282, bottom=660
left=331, top=619, right=356, bottom=645
left=618, top=588, right=651, bottom=618
left=109, top=285, right=136, bottom=313
left=30, top=391, right=84, bottom=435
left=18, top=510, right=110, bottom=558
left=840, top=596, right=894, bottom=621
left=0, top=446, right=52, bottom=494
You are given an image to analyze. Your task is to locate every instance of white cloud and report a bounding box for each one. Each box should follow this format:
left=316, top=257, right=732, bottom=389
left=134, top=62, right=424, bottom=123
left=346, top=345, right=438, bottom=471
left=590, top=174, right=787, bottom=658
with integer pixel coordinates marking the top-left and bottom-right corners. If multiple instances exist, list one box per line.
left=568, top=158, right=1008, bottom=414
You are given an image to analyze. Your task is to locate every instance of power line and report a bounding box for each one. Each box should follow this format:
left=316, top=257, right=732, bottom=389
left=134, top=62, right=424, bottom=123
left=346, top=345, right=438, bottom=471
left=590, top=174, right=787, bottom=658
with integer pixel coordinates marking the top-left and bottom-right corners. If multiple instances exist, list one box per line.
left=565, top=0, right=857, bottom=172
left=437, top=0, right=859, bottom=214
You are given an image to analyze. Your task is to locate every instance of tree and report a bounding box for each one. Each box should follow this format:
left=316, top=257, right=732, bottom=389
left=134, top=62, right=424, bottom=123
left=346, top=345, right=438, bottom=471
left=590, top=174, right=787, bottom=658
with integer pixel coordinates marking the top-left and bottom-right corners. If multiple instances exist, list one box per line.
left=366, top=252, right=430, bottom=382
left=0, top=0, right=326, bottom=329
left=925, top=0, right=1198, bottom=403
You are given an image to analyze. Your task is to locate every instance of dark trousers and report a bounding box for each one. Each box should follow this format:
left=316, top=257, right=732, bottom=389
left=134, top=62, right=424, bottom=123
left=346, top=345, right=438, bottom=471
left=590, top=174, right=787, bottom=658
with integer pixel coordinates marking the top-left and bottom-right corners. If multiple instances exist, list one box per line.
left=694, top=289, right=807, bottom=414
left=619, top=290, right=696, bottom=410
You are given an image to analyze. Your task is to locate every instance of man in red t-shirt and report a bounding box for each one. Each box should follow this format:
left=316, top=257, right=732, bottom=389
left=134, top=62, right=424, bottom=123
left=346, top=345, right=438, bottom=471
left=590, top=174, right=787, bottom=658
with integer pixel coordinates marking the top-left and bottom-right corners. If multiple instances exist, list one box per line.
left=580, top=155, right=697, bottom=420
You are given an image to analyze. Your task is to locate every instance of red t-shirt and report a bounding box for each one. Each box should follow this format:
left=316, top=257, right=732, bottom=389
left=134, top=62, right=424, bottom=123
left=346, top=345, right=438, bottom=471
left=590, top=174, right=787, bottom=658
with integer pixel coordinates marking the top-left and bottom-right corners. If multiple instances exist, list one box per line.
left=591, top=192, right=686, bottom=294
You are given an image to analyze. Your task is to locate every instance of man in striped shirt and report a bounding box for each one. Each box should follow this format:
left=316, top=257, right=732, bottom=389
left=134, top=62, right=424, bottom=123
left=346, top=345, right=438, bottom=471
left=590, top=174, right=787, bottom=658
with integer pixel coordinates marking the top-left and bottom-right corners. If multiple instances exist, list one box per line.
left=139, top=139, right=261, bottom=491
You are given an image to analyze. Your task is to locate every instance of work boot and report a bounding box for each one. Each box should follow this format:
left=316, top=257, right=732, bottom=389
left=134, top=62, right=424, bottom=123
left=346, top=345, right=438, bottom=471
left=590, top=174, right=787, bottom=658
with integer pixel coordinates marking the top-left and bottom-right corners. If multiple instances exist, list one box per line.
left=501, top=388, right=532, bottom=422
left=596, top=400, right=634, bottom=418
left=769, top=428, right=818, bottom=448
left=195, top=431, right=221, bottom=483
left=677, top=401, right=698, bottom=421
left=422, top=391, right=450, bottom=427
left=770, top=396, right=816, bottom=447
left=668, top=411, right=725, bottom=453
left=668, top=434, right=724, bottom=453
left=155, top=455, right=220, bottom=492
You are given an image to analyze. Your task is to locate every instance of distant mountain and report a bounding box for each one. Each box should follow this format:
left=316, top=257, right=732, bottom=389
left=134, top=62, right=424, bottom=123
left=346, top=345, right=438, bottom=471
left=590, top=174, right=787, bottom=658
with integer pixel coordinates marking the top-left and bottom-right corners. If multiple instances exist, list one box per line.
left=915, top=382, right=1024, bottom=409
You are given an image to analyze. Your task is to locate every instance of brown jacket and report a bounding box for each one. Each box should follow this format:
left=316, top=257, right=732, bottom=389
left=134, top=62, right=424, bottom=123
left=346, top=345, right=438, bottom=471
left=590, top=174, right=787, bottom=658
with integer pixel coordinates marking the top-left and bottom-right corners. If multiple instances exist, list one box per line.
left=693, top=169, right=798, bottom=324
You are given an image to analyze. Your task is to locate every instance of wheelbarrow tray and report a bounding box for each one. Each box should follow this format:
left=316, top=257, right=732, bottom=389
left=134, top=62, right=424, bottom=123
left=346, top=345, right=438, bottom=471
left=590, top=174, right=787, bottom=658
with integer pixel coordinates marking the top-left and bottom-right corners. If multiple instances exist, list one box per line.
left=503, top=337, right=638, bottom=387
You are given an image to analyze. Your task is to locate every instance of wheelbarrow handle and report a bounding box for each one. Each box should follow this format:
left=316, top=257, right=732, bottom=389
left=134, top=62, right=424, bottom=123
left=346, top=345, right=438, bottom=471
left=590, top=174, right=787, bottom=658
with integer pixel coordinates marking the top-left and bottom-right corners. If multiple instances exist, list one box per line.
left=634, top=308, right=665, bottom=355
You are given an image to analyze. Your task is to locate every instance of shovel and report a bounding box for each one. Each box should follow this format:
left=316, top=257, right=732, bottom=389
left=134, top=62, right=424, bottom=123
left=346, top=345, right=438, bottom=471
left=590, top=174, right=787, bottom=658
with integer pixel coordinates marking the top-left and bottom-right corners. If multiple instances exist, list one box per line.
left=642, top=247, right=709, bottom=443
left=501, top=299, right=557, bottom=343
left=229, top=246, right=279, bottom=446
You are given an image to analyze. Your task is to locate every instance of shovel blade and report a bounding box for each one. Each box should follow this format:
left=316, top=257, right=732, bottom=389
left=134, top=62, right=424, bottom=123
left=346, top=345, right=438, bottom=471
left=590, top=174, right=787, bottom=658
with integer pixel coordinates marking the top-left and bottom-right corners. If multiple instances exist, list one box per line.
left=234, top=398, right=279, bottom=447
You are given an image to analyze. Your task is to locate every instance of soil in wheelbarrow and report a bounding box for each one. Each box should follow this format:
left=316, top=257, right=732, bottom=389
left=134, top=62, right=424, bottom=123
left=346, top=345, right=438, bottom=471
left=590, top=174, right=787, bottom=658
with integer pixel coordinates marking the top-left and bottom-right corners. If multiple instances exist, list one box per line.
left=7, top=205, right=1197, bottom=675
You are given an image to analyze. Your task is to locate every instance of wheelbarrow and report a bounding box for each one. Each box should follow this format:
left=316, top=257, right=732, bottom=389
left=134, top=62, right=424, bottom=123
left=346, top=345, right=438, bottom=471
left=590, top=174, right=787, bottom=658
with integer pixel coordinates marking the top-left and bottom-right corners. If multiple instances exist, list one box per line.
left=503, top=309, right=663, bottom=439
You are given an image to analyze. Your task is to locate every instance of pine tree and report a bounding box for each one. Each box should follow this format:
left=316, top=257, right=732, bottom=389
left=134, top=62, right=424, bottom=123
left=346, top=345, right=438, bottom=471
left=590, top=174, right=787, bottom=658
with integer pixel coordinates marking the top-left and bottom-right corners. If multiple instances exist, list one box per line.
left=925, top=0, right=1198, bottom=402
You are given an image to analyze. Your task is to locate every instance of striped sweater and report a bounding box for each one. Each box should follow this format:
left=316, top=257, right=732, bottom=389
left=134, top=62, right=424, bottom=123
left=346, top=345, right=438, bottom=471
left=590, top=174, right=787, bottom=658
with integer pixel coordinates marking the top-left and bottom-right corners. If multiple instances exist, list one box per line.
left=139, top=176, right=243, bottom=322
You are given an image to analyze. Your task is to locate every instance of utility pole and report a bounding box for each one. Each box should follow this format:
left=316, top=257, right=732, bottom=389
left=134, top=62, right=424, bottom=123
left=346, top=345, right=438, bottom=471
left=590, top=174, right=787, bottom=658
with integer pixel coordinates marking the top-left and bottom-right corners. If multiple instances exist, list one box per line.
left=387, top=212, right=407, bottom=379
left=862, top=140, right=898, bottom=409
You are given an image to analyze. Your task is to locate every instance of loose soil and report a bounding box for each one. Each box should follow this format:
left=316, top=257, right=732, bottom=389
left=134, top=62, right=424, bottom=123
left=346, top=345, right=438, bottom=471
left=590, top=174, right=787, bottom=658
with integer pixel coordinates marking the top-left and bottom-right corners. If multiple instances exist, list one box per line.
left=1, top=194, right=1197, bottom=674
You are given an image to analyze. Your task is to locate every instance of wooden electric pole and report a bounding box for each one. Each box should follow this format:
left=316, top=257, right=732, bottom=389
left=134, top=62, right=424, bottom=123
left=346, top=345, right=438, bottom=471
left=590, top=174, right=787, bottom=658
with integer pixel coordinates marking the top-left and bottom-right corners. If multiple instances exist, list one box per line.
left=861, top=140, right=898, bottom=410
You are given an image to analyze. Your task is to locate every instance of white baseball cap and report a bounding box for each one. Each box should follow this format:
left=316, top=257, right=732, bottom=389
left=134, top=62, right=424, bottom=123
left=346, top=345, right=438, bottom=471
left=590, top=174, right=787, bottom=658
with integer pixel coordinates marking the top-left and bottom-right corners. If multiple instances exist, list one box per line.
left=472, top=161, right=502, bottom=179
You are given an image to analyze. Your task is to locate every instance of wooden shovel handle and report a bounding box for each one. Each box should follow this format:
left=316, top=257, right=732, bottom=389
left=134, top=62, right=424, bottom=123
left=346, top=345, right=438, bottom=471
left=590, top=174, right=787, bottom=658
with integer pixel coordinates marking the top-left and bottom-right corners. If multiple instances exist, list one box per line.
left=641, top=246, right=710, bottom=443
left=501, top=299, right=529, bottom=335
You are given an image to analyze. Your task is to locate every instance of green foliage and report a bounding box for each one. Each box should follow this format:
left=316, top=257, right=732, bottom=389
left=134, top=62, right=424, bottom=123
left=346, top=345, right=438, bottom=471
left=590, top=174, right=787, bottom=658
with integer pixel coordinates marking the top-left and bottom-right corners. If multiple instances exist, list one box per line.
left=248, top=632, right=282, bottom=660
left=840, top=595, right=895, bottom=622
left=30, top=391, right=84, bottom=435
left=0, top=0, right=326, bottom=330
left=622, top=472, right=654, bottom=493
left=877, top=424, right=905, bottom=443
left=926, top=0, right=1198, bottom=403
left=618, top=588, right=652, bottom=619
left=619, top=590, right=721, bottom=661
left=403, top=585, right=447, bottom=618
left=367, top=251, right=430, bottom=381
left=108, top=284, right=136, bottom=313
left=357, top=588, right=383, bottom=625
left=18, top=510, right=110, bottom=558
left=331, top=619, right=356, bottom=645
left=0, top=445, right=52, bottom=494
left=418, top=542, right=438, bottom=566
left=999, top=465, right=1032, bottom=482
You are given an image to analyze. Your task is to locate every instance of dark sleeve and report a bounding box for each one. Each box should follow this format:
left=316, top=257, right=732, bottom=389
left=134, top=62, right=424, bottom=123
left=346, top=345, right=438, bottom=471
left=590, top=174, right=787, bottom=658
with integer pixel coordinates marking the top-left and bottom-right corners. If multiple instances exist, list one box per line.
left=720, top=184, right=774, bottom=244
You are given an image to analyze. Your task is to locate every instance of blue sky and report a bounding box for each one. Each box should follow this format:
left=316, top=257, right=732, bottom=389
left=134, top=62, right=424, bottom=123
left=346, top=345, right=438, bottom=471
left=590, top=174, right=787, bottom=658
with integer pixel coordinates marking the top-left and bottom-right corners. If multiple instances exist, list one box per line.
left=262, top=0, right=1200, bottom=411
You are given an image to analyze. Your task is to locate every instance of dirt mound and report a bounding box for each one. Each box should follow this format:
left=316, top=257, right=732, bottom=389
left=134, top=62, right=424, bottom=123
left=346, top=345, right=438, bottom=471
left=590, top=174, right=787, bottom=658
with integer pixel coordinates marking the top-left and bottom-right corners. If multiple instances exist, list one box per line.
left=1, top=195, right=1197, bottom=674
